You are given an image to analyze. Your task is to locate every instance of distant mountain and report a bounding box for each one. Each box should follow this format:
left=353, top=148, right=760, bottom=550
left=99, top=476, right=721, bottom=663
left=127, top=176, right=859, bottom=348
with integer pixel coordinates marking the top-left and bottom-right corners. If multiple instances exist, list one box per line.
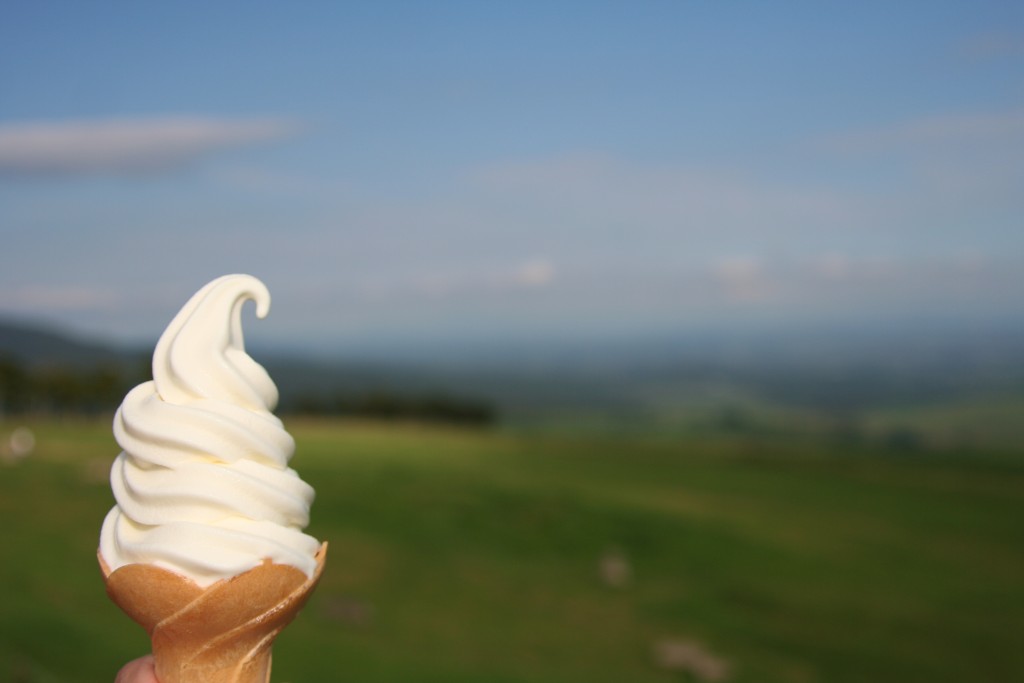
left=0, top=318, right=135, bottom=367
left=3, top=314, right=1022, bottom=427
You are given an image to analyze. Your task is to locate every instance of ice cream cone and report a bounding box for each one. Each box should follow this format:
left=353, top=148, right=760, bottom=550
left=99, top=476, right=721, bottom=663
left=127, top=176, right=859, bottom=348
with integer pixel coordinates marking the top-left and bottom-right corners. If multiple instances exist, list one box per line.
left=99, top=543, right=327, bottom=683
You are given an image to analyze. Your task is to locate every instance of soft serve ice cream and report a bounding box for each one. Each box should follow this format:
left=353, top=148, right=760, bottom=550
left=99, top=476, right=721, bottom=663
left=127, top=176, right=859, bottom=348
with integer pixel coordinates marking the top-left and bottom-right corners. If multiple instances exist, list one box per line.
left=99, top=274, right=320, bottom=587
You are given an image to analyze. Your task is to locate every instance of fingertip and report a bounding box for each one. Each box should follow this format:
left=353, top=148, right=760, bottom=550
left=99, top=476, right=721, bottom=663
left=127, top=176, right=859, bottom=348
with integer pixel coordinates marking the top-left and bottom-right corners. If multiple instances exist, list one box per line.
left=115, top=655, right=158, bottom=683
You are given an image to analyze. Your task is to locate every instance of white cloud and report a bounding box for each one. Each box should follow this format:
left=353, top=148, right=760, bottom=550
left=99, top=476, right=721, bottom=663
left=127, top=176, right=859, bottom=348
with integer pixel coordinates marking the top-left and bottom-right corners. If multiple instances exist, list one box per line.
left=512, top=258, right=556, bottom=288
left=711, top=256, right=775, bottom=303
left=713, top=255, right=762, bottom=283
left=0, top=117, right=299, bottom=176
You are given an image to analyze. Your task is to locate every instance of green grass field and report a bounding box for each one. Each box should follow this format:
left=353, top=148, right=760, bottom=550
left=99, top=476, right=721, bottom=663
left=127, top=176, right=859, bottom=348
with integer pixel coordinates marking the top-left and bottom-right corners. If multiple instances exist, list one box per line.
left=1, top=417, right=1022, bottom=682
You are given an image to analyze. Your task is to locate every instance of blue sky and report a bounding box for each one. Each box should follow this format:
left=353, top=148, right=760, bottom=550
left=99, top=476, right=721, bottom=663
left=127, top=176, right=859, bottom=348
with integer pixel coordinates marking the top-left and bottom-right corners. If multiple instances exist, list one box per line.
left=1, top=1, right=1022, bottom=350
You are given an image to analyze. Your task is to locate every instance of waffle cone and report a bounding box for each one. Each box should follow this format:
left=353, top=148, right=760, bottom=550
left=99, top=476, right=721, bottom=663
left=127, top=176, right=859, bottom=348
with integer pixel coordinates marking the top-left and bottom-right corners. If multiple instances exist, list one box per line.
left=100, top=543, right=327, bottom=683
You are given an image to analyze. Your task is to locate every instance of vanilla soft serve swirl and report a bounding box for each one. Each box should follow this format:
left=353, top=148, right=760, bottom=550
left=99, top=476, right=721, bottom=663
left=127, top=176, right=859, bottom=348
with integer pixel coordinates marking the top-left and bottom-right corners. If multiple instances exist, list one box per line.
left=99, top=275, right=319, bottom=587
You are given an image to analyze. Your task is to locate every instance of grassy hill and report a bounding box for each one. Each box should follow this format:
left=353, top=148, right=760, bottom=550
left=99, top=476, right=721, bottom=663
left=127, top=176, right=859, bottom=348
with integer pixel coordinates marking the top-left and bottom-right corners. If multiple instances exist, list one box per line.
left=1, top=418, right=1021, bottom=682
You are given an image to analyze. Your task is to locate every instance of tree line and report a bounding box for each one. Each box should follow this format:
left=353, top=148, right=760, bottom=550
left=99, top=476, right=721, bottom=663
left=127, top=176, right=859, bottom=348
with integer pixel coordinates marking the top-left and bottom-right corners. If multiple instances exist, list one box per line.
left=0, top=355, right=130, bottom=416
left=283, top=390, right=496, bottom=426
left=0, top=354, right=496, bottom=425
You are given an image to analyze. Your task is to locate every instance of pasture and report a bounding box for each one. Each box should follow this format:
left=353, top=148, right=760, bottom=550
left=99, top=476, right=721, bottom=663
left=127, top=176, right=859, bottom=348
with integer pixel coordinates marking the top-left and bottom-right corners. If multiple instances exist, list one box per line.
left=1, top=417, right=1021, bottom=682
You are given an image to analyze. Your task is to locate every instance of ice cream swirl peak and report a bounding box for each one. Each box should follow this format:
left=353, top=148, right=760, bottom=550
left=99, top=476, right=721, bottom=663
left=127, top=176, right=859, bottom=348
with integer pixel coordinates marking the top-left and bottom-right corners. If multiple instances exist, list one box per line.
left=153, top=274, right=277, bottom=412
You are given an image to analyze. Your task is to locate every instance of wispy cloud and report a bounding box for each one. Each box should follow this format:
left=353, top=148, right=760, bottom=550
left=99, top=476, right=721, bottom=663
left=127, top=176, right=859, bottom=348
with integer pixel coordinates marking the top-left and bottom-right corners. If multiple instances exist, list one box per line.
left=697, top=251, right=1024, bottom=318
left=818, top=108, right=1024, bottom=154
left=2, top=139, right=1020, bottom=343
left=468, top=153, right=857, bottom=251
left=353, top=257, right=558, bottom=301
left=812, top=107, right=1024, bottom=209
left=0, top=117, right=299, bottom=177
left=206, top=164, right=353, bottom=197
left=0, top=284, right=121, bottom=311
left=958, top=31, right=1024, bottom=60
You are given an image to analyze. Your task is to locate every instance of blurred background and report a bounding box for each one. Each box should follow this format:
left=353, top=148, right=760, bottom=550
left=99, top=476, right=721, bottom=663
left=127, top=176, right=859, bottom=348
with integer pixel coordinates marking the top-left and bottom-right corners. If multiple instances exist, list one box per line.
left=1, top=2, right=1022, bottom=682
